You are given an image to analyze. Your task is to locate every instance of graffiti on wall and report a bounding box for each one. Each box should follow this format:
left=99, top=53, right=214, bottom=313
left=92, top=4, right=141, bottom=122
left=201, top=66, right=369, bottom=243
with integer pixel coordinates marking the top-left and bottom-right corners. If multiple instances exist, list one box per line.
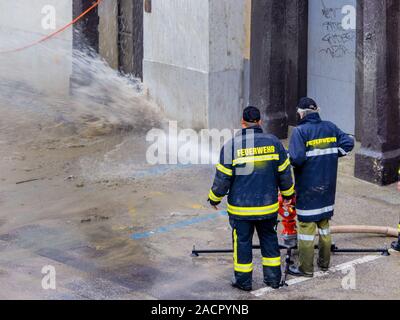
left=319, top=0, right=356, bottom=59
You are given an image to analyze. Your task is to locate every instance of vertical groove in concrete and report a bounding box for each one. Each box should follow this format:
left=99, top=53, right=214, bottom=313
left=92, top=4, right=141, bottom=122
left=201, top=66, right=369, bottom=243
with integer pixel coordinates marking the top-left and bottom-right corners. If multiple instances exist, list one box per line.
left=98, top=0, right=143, bottom=78
left=355, top=0, right=364, bottom=141
left=99, top=0, right=119, bottom=70
left=117, top=0, right=144, bottom=79
left=285, top=0, right=308, bottom=127
left=131, top=0, right=144, bottom=80
left=249, top=0, right=308, bottom=138
left=355, top=0, right=400, bottom=185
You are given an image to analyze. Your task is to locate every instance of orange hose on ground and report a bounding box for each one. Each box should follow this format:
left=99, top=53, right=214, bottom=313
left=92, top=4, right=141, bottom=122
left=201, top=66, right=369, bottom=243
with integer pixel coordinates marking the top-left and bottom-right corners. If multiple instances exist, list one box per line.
left=331, top=225, right=398, bottom=237
left=0, top=0, right=102, bottom=54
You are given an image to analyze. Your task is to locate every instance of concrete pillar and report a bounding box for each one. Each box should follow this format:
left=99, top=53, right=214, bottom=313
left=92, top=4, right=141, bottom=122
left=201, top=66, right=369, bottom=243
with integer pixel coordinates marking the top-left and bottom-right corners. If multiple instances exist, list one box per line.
left=249, top=0, right=308, bottom=139
left=99, top=0, right=119, bottom=70
left=143, top=0, right=247, bottom=130
left=207, top=0, right=248, bottom=130
left=131, top=0, right=144, bottom=80
left=116, top=0, right=143, bottom=79
left=355, top=0, right=400, bottom=185
left=285, top=0, right=308, bottom=127
left=354, top=0, right=364, bottom=141
left=98, top=0, right=143, bottom=78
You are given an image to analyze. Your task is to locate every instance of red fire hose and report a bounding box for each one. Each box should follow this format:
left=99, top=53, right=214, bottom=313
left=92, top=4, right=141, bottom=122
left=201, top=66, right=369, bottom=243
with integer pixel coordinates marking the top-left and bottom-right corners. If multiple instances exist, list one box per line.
left=0, top=0, right=102, bottom=54
left=331, top=225, right=398, bottom=237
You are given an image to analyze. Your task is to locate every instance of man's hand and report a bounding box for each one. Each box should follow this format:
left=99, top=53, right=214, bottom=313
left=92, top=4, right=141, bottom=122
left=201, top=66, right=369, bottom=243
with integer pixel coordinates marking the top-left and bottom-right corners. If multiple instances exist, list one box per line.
left=283, top=195, right=295, bottom=205
left=208, top=198, right=220, bottom=210
left=282, top=195, right=296, bottom=212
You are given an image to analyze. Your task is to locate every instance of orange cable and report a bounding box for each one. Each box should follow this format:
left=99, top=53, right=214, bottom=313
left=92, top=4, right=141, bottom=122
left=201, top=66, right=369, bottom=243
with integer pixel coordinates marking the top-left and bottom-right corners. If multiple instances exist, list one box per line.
left=0, top=0, right=101, bottom=54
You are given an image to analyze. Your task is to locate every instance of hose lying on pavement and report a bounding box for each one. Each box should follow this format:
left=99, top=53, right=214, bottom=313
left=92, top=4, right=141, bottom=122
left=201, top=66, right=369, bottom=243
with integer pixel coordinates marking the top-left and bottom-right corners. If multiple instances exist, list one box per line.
left=331, top=225, right=398, bottom=237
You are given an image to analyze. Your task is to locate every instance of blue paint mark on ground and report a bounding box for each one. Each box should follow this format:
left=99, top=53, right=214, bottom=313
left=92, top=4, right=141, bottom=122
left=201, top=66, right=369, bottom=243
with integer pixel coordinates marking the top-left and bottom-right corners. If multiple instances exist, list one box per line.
left=131, top=211, right=228, bottom=240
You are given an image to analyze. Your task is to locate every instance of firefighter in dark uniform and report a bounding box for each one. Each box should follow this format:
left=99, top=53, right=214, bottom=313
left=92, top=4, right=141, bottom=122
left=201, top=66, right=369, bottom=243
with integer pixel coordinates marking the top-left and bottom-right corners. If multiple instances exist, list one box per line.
left=207, top=106, right=295, bottom=291
left=288, top=97, right=355, bottom=277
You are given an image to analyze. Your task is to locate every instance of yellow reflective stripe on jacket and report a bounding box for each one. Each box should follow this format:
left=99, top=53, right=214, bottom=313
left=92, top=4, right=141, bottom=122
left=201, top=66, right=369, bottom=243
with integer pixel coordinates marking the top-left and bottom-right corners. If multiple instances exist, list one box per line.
left=233, top=229, right=253, bottom=273
left=232, top=154, right=279, bottom=166
left=208, top=189, right=223, bottom=202
left=281, top=184, right=295, bottom=197
left=228, top=202, right=279, bottom=216
left=306, top=137, right=337, bottom=147
left=278, top=158, right=290, bottom=172
left=398, top=224, right=400, bottom=233
left=216, top=163, right=233, bottom=176
left=262, top=257, right=281, bottom=267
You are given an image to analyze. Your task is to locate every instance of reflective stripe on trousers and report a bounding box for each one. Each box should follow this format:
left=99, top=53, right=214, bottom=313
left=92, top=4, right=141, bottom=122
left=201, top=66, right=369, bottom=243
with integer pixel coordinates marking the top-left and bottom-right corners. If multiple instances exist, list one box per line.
left=262, top=256, right=281, bottom=267
left=319, top=228, right=330, bottom=236
left=298, top=234, right=315, bottom=241
left=233, top=229, right=253, bottom=273
left=298, top=229, right=330, bottom=241
left=298, top=219, right=332, bottom=274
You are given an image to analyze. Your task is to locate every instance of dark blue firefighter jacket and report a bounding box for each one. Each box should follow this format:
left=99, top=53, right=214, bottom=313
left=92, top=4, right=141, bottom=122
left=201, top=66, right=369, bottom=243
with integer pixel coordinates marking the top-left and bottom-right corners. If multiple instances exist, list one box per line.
left=288, top=113, right=355, bottom=222
left=209, top=126, right=295, bottom=221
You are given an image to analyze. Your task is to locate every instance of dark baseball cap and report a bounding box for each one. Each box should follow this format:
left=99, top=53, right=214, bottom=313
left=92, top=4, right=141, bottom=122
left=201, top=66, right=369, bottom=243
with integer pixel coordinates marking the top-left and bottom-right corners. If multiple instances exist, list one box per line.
left=297, top=97, right=318, bottom=111
left=243, top=106, right=261, bottom=123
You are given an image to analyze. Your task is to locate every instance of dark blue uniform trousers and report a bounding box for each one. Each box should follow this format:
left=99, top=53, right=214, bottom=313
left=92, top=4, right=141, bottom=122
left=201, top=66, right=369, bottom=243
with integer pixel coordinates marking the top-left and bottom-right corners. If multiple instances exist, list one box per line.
left=230, top=217, right=282, bottom=288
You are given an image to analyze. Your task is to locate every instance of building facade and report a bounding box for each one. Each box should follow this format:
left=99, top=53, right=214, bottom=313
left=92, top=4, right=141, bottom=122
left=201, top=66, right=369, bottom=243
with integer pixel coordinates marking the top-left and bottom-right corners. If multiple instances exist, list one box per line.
left=0, top=0, right=398, bottom=185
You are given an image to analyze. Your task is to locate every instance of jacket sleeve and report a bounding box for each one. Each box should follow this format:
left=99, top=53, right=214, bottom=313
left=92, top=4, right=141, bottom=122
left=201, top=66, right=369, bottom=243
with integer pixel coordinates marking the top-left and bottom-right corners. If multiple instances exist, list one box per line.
left=277, top=142, right=295, bottom=198
left=336, top=126, right=355, bottom=157
left=288, top=127, right=307, bottom=168
left=209, top=142, right=233, bottom=203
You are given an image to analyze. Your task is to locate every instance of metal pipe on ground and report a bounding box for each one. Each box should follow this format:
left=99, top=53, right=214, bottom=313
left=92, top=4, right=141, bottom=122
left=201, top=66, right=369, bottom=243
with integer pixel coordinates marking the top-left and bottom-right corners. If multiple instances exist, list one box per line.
left=191, top=225, right=399, bottom=257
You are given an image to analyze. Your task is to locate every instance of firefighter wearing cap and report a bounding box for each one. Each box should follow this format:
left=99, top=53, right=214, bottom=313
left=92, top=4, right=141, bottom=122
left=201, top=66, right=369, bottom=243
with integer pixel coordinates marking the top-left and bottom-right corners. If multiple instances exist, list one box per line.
left=288, top=97, right=355, bottom=277
left=207, top=106, right=295, bottom=291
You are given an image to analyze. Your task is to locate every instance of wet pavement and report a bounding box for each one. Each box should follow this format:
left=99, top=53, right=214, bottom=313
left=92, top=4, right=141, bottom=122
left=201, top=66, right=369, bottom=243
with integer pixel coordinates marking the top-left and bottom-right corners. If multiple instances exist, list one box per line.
left=0, top=132, right=399, bottom=300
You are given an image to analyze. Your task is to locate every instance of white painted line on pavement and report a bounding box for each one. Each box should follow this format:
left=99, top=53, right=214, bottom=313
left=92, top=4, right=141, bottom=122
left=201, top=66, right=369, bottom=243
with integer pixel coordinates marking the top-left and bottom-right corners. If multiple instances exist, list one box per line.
left=251, top=255, right=384, bottom=297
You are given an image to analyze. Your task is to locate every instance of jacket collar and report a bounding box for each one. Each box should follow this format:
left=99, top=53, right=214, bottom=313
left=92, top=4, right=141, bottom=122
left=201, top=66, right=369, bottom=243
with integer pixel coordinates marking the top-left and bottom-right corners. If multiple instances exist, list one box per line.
left=298, top=112, right=322, bottom=125
left=241, top=125, right=263, bottom=135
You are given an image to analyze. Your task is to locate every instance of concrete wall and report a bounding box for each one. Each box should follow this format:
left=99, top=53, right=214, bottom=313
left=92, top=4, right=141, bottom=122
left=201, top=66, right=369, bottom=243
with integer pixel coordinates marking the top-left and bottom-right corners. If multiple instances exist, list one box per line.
left=99, top=0, right=119, bottom=70
left=143, top=0, right=248, bottom=130
left=0, top=0, right=73, bottom=95
left=308, top=0, right=357, bottom=134
left=242, top=0, right=252, bottom=107
left=208, top=0, right=247, bottom=129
